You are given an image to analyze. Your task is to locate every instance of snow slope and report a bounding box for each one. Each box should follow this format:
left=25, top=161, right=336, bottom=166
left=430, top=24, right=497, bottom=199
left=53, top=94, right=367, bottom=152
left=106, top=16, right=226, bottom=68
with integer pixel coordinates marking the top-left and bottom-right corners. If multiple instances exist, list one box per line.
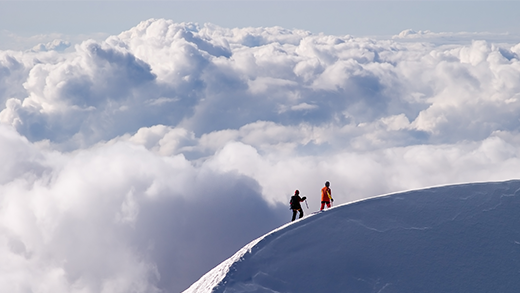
left=183, top=180, right=520, bottom=293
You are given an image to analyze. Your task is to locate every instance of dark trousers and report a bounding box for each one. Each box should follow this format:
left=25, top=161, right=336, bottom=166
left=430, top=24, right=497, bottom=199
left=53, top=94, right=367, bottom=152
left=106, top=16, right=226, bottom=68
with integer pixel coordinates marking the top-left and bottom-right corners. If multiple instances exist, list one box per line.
left=292, top=209, right=303, bottom=221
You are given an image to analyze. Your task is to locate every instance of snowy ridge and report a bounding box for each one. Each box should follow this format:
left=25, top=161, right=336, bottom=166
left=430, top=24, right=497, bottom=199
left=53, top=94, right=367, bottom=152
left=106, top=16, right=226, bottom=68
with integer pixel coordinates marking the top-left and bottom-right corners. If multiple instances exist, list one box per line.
left=182, top=216, right=311, bottom=293
left=184, top=180, right=520, bottom=293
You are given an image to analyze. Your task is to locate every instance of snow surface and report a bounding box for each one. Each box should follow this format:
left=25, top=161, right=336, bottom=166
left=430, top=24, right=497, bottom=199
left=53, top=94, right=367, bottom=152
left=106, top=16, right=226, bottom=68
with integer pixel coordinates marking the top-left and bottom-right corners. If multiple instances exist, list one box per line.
left=183, top=180, right=520, bottom=293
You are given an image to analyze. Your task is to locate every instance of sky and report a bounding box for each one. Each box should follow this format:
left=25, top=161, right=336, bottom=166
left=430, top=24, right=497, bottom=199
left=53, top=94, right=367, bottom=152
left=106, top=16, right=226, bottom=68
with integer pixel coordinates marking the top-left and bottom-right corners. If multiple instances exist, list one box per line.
left=184, top=180, right=520, bottom=293
left=2, top=1, right=520, bottom=50
left=1, top=1, right=520, bottom=293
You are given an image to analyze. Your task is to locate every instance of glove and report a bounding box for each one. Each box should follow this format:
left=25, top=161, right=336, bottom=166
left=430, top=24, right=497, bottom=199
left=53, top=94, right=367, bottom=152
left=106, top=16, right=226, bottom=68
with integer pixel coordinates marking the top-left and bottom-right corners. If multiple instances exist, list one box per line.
left=302, top=196, right=307, bottom=201
left=331, top=198, right=334, bottom=202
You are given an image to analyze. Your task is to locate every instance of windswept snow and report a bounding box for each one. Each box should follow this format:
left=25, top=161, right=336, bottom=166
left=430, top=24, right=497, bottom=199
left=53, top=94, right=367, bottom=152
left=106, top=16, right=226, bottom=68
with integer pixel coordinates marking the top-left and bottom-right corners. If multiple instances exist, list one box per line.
left=184, top=180, right=520, bottom=293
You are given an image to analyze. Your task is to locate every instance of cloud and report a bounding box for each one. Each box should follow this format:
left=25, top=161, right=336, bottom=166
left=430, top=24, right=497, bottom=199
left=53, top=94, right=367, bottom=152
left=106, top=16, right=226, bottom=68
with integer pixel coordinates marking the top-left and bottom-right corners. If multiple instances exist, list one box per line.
left=32, top=39, right=71, bottom=52
left=1, top=18, right=520, bottom=292
left=3, top=19, right=520, bottom=148
left=0, top=124, right=287, bottom=292
left=392, top=29, right=520, bottom=46
left=0, top=29, right=110, bottom=52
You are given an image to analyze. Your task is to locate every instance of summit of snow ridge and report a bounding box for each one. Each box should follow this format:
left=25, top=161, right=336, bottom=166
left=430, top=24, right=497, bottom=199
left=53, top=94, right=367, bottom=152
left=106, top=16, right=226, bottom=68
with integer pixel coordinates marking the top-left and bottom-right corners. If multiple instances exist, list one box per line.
left=184, top=180, right=520, bottom=293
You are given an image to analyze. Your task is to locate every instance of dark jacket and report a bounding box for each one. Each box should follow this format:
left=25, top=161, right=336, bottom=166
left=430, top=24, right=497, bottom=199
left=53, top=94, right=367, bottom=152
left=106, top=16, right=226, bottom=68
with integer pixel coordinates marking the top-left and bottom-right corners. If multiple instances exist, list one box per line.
left=290, top=195, right=306, bottom=210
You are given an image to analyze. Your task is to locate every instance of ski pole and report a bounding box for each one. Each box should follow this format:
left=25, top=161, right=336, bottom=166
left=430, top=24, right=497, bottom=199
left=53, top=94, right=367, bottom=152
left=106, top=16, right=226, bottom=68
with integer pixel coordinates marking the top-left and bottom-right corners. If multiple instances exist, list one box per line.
left=304, top=198, right=309, bottom=209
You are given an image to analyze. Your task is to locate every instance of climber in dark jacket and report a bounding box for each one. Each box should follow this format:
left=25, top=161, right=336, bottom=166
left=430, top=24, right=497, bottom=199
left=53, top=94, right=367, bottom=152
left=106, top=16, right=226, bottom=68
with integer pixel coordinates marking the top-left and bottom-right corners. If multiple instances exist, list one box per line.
left=290, top=190, right=307, bottom=221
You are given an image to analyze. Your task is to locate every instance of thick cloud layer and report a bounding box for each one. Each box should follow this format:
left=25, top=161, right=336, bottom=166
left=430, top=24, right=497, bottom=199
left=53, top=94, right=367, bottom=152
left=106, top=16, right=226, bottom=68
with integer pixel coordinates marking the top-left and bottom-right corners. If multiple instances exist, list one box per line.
left=1, top=19, right=520, bottom=292
left=0, top=124, right=287, bottom=292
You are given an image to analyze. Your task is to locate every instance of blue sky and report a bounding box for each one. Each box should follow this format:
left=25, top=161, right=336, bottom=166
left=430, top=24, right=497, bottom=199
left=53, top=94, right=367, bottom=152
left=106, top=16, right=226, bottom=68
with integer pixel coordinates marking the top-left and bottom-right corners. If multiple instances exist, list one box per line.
left=2, top=1, right=520, bottom=49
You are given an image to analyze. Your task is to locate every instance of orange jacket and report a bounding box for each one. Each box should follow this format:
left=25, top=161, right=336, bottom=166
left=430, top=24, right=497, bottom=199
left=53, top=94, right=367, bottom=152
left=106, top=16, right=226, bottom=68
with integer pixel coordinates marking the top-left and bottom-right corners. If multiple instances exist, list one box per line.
left=321, top=186, right=332, bottom=202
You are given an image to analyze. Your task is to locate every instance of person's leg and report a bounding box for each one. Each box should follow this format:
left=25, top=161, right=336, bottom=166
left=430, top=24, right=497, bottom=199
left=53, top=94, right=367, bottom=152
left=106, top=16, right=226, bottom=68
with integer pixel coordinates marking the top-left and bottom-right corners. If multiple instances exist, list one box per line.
left=326, top=202, right=331, bottom=208
left=299, top=209, right=304, bottom=219
left=292, top=209, right=297, bottom=221
left=320, top=202, right=325, bottom=210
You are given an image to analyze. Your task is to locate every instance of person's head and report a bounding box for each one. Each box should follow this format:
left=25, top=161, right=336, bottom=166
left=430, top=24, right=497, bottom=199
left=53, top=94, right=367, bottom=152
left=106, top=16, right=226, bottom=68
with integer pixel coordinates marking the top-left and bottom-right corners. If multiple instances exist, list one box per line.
left=295, top=190, right=300, bottom=195
left=325, top=181, right=330, bottom=187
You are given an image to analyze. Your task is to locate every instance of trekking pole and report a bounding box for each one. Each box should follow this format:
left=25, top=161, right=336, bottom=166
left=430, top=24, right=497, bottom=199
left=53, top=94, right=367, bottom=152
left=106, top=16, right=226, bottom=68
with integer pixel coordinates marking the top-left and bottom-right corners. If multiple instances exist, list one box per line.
left=304, top=198, right=309, bottom=209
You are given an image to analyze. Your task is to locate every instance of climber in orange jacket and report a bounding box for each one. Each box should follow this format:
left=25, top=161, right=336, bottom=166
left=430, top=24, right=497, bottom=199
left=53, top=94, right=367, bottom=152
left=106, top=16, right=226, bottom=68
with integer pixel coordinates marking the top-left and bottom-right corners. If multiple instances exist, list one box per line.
left=320, top=181, right=334, bottom=210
